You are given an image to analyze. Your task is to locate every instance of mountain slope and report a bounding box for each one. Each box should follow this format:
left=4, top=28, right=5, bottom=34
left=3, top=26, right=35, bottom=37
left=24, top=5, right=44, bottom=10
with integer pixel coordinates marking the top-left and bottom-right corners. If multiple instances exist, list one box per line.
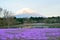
left=15, top=13, right=45, bottom=18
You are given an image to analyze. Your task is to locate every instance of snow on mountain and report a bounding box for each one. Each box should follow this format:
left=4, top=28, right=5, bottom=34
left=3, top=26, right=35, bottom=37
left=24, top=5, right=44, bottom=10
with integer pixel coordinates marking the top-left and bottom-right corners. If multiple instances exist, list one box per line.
left=15, top=8, right=45, bottom=18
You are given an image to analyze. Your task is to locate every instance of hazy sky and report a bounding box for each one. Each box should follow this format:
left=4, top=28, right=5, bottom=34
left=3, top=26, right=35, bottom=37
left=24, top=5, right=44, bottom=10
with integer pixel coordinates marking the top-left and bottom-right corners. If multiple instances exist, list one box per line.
left=0, top=0, right=60, bottom=17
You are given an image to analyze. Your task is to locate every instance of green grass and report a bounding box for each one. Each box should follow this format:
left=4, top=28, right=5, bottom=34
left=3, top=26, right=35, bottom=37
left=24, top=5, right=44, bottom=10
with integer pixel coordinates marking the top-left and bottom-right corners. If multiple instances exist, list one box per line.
left=0, top=23, right=60, bottom=28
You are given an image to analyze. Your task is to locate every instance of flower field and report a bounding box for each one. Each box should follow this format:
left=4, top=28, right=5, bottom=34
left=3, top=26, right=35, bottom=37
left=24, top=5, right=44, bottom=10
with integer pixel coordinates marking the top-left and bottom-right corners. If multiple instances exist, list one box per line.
left=0, top=28, right=60, bottom=40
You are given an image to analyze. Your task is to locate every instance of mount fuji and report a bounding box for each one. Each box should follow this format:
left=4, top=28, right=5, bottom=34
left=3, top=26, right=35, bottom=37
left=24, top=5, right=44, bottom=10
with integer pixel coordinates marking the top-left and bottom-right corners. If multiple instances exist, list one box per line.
left=15, top=8, right=46, bottom=18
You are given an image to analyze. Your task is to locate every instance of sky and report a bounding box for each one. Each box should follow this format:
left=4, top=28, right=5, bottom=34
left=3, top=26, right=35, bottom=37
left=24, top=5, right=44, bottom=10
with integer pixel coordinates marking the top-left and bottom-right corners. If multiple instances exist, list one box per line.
left=0, top=0, right=60, bottom=17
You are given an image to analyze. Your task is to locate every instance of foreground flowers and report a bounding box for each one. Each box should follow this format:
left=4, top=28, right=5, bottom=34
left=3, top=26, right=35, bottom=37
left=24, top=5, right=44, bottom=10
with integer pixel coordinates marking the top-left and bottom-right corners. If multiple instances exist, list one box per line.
left=0, top=28, right=60, bottom=40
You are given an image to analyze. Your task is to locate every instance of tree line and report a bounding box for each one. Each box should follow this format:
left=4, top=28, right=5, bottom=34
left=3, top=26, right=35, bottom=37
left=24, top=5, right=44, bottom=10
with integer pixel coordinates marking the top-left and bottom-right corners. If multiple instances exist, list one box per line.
left=15, top=16, right=60, bottom=24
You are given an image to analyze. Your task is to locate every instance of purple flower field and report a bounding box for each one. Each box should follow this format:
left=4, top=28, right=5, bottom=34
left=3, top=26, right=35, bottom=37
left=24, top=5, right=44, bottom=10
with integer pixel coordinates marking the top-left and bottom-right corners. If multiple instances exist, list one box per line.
left=0, top=28, right=60, bottom=40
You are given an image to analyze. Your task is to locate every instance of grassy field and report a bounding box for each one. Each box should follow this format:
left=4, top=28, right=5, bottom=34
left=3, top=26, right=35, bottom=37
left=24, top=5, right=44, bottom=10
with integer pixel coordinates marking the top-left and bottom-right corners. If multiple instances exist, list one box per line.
left=0, top=23, right=60, bottom=28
